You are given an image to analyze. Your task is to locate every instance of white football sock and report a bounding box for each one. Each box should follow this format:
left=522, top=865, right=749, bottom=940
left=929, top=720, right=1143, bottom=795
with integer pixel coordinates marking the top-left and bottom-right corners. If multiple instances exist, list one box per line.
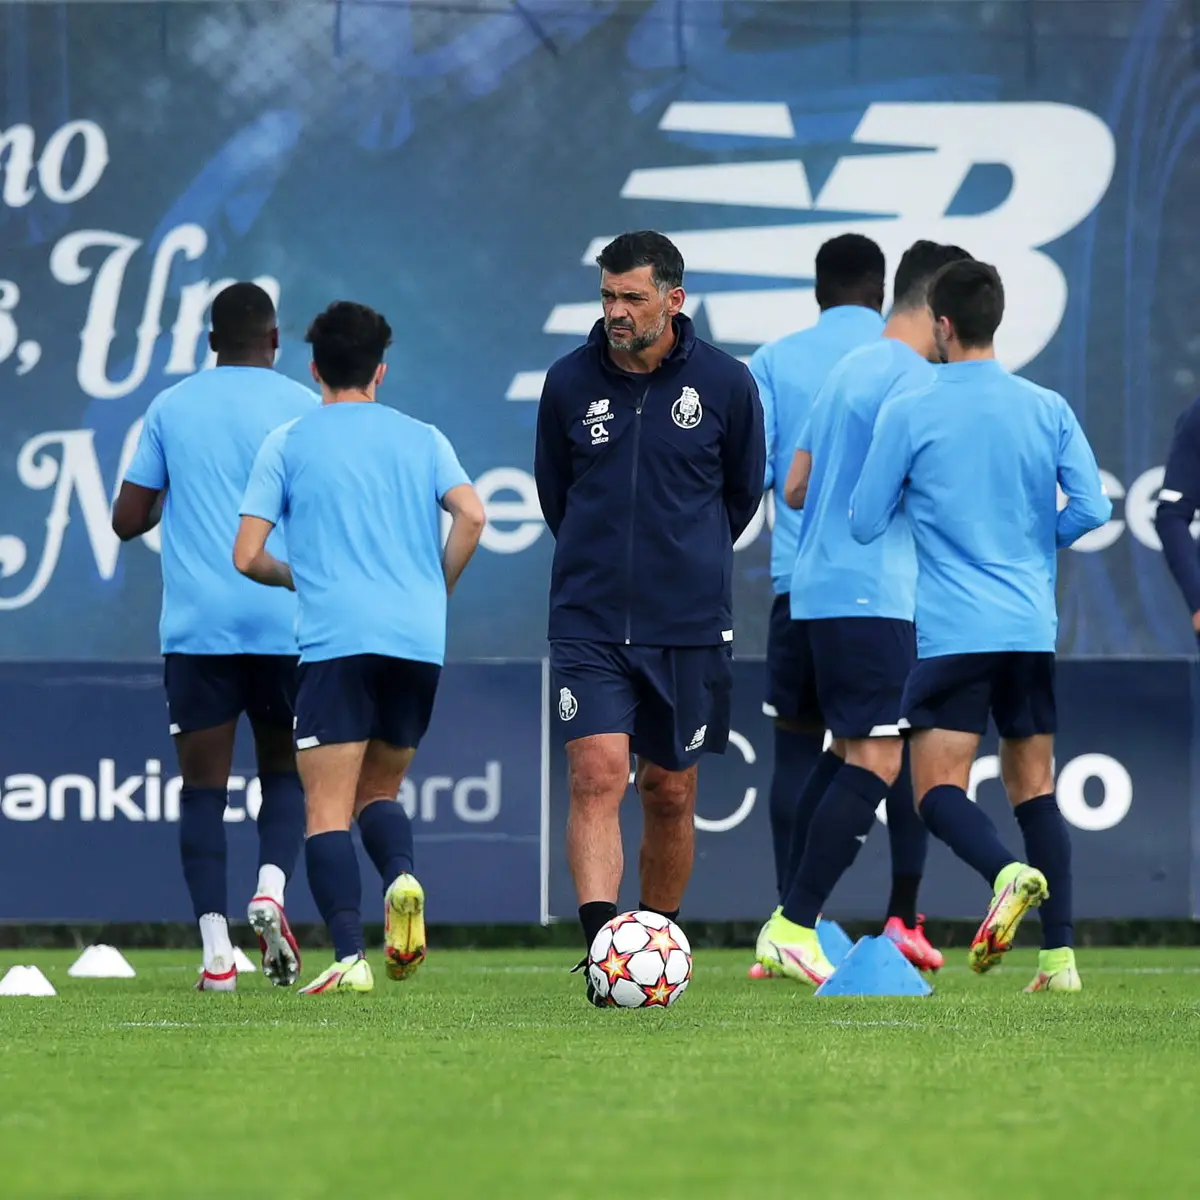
left=199, top=913, right=233, bottom=971
left=255, top=864, right=286, bottom=906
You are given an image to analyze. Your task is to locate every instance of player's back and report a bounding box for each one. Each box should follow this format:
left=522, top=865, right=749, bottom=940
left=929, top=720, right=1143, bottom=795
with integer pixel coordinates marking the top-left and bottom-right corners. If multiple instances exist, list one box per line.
left=145, top=367, right=317, bottom=654
left=750, top=306, right=884, bottom=592
left=895, top=360, right=1069, bottom=656
left=791, top=338, right=933, bottom=621
left=271, top=403, right=459, bottom=666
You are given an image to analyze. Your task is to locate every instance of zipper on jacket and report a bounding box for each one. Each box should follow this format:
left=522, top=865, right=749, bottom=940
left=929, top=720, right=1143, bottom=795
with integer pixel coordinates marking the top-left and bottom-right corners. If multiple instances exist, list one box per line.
left=624, top=384, right=651, bottom=644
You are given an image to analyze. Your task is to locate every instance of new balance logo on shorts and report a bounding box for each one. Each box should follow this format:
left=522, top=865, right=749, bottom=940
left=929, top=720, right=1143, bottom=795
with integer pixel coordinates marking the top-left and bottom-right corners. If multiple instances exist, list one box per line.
left=686, top=725, right=707, bottom=752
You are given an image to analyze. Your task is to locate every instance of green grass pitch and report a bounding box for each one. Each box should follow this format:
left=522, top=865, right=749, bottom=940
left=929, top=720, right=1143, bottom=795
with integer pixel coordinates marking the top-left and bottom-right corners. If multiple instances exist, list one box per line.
left=1, top=946, right=1198, bottom=1198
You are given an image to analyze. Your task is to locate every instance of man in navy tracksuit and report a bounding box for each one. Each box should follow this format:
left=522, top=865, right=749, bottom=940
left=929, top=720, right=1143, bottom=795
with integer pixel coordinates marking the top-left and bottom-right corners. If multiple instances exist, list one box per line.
left=535, top=231, right=765, bottom=998
left=1156, top=397, right=1200, bottom=635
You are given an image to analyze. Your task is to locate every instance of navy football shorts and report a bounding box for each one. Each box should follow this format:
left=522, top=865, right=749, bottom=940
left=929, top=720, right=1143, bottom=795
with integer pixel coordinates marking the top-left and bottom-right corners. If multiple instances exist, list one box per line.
left=806, top=616, right=916, bottom=739
left=549, top=640, right=733, bottom=772
left=901, top=651, right=1057, bottom=738
left=763, top=593, right=823, bottom=728
left=294, top=654, right=441, bottom=750
left=163, top=653, right=297, bottom=736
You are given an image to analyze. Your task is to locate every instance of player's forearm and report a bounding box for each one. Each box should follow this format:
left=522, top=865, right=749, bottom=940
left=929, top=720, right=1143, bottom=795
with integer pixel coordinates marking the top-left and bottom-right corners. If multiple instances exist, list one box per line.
left=443, top=511, right=485, bottom=594
left=1055, top=492, right=1112, bottom=549
left=111, top=486, right=165, bottom=541
left=235, top=550, right=294, bottom=590
left=1156, top=508, right=1200, bottom=613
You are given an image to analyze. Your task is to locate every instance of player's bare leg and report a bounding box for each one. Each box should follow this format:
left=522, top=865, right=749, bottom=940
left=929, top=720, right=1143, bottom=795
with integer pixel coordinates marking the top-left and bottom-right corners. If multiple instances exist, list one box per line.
left=1001, top=736, right=1080, bottom=992
left=246, top=720, right=304, bottom=986
left=635, top=758, right=698, bottom=915
left=567, top=732, right=631, bottom=913
left=175, top=722, right=238, bottom=992
left=566, top=733, right=631, bottom=1005
left=354, top=743, right=424, bottom=981
left=912, top=729, right=1046, bottom=973
left=297, top=741, right=374, bottom=994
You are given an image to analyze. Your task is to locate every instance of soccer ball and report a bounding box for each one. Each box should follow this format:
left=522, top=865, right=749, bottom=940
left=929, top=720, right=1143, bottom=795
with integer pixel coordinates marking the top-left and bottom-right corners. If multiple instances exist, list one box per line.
left=586, top=910, right=692, bottom=1008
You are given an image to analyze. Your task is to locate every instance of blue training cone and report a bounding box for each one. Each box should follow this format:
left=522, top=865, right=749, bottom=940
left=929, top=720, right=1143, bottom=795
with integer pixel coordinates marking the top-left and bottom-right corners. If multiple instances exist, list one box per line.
left=815, top=918, right=854, bottom=968
left=814, top=935, right=934, bottom=997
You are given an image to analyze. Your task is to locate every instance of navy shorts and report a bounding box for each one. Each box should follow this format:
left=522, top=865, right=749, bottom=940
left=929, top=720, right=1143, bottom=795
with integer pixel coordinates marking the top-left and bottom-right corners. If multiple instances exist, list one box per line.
left=901, top=651, right=1057, bottom=738
left=163, top=653, right=297, bottom=736
left=763, top=593, right=823, bottom=727
left=550, top=640, right=733, bottom=772
left=294, top=655, right=441, bottom=749
left=807, top=617, right=916, bottom=739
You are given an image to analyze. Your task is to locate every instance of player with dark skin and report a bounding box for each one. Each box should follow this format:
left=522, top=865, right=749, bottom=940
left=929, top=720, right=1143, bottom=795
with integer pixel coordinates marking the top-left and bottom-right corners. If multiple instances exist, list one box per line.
left=112, top=310, right=296, bottom=856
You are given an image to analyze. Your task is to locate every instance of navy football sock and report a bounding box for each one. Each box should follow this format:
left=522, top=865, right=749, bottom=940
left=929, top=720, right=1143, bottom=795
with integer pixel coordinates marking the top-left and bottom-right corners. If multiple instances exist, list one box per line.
left=357, top=799, right=415, bottom=889
left=1015, top=794, right=1074, bottom=949
left=579, top=901, right=618, bottom=952
left=638, top=902, right=679, bottom=924
left=884, top=765, right=927, bottom=927
left=179, top=785, right=228, bottom=920
left=255, top=772, right=305, bottom=877
left=781, top=749, right=843, bottom=897
left=768, top=726, right=824, bottom=900
left=782, top=763, right=887, bottom=928
left=920, top=784, right=1016, bottom=887
left=306, top=831, right=364, bottom=961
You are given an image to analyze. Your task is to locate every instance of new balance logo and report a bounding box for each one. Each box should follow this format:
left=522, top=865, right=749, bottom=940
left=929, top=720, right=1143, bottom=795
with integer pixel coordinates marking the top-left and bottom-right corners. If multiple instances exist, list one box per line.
left=585, top=399, right=610, bottom=420
left=686, top=725, right=707, bottom=752
left=507, top=100, right=1116, bottom=401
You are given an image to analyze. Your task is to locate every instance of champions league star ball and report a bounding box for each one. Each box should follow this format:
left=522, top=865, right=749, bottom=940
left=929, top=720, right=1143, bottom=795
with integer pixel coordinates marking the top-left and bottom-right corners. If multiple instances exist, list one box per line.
left=587, top=911, right=692, bottom=1008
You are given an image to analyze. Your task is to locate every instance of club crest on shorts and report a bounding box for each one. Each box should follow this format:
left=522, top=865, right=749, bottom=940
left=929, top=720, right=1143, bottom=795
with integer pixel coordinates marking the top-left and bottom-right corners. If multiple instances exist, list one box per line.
left=671, top=386, right=702, bottom=429
left=558, top=687, right=578, bottom=721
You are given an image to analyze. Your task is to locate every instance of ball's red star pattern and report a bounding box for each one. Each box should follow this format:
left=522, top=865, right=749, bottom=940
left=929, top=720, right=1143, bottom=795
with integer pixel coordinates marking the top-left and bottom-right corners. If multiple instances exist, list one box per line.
left=609, top=912, right=639, bottom=930
left=646, top=926, right=679, bottom=957
left=643, top=977, right=674, bottom=1007
left=599, top=948, right=633, bottom=984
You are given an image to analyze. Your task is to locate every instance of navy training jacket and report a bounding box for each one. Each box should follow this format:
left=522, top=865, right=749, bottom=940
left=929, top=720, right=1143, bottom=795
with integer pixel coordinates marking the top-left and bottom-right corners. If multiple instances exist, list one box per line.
left=534, top=316, right=766, bottom=647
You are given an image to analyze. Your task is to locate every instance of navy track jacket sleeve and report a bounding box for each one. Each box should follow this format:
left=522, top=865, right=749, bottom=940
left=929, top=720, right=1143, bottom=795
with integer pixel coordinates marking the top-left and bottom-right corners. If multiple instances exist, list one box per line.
left=723, top=368, right=767, bottom=541
left=1155, top=398, right=1200, bottom=613
left=534, top=375, right=570, bottom=540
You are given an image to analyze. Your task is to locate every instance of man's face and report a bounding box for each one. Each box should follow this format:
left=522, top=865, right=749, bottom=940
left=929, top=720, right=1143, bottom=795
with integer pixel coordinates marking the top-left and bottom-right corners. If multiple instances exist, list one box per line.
left=600, top=266, right=683, bottom=353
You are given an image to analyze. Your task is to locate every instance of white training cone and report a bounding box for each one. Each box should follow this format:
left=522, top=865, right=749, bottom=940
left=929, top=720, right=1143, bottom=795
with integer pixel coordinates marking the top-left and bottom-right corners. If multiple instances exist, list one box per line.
left=233, top=947, right=257, bottom=974
left=68, top=945, right=136, bottom=979
left=0, top=965, right=56, bottom=996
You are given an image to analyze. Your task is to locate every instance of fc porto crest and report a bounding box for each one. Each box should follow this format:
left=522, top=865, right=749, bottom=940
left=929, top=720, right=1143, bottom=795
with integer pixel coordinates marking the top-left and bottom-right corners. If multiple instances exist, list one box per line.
left=671, top=386, right=702, bottom=429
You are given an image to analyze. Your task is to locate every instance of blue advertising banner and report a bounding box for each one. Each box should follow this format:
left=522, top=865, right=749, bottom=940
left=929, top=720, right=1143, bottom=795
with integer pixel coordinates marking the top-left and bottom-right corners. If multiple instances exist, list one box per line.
left=0, top=661, right=545, bottom=923
left=0, top=0, right=1198, bottom=662
left=548, top=659, right=1198, bottom=921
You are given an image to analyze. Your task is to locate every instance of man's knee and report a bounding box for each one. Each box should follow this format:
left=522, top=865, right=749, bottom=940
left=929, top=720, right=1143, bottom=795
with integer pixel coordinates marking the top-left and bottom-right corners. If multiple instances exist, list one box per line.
left=568, top=735, right=630, bottom=808
left=846, top=736, right=903, bottom=786
left=637, top=762, right=696, bottom=820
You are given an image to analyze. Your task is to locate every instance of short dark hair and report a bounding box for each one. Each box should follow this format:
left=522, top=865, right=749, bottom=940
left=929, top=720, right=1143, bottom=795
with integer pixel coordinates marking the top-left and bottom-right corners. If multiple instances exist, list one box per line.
left=595, top=230, right=684, bottom=291
left=305, top=301, right=393, bottom=390
left=814, top=233, right=885, bottom=310
left=892, top=240, right=973, bottom=312
left=210, top=282, right=276, bottom=350
left=929, top=260, right=1005, bottom=348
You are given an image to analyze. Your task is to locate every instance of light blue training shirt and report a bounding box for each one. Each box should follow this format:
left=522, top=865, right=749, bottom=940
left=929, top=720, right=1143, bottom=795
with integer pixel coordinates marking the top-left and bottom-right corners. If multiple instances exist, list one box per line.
left=124, top=366, right=318, bottom=655
left=849, top=358, right=1112, bottom=657
left=789, top=337, right=934, bottom=621
left=749, top=305, right=884, bottom=593
left=240, top=402, right=471, bottom=665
